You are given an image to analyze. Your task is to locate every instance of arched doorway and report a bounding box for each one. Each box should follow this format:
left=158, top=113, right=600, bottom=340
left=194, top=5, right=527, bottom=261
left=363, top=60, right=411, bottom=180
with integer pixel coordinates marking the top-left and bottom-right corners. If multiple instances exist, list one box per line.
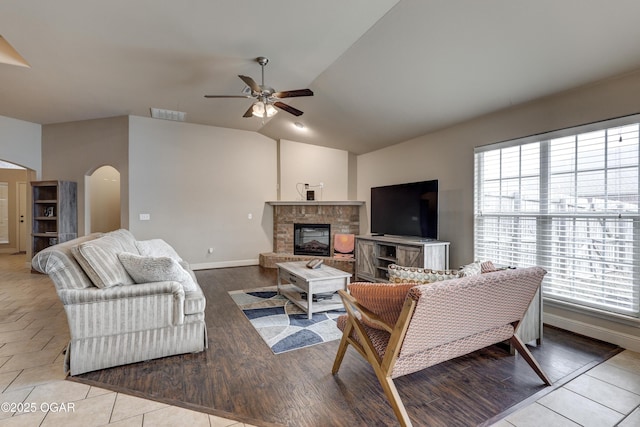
left=88, top=165, right=121, bottom=233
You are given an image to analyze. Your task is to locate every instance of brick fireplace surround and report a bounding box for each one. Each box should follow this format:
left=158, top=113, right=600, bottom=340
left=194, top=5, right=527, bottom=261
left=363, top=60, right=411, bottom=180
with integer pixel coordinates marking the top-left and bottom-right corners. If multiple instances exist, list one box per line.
left=259, top=201, right=364, bottom=274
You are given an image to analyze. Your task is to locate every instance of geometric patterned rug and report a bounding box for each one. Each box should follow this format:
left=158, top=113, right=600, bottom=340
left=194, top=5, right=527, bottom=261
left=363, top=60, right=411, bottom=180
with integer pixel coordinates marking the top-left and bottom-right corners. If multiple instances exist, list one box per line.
left=228, top=286, right=345, bottom=354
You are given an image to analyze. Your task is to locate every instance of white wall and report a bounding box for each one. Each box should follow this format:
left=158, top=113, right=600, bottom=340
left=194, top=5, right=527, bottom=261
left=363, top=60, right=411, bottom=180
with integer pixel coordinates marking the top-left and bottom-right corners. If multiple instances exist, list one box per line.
left=0, top=115, right=41, bottom=173
left=128, top=116, right=277, bottom=268
left=279, top=139, right=350, bottom=201
left=357, top=69, right=640, bottom=351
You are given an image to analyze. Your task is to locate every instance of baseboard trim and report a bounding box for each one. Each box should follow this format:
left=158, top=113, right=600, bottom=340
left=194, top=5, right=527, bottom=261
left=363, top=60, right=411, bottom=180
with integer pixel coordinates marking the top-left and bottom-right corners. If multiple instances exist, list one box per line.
left=191, top=259, right=259, bottom=270
left=545, top=312, right=640, bottom=352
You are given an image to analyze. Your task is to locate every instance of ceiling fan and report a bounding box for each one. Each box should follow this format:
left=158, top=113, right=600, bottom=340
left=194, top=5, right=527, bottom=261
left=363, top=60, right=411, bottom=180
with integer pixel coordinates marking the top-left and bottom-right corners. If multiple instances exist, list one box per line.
left=204, top=56, right=313, bottom=119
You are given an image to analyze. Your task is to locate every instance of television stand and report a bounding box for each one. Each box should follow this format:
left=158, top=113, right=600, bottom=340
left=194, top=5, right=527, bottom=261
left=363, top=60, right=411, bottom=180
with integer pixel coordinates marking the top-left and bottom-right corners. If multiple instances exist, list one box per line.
left=355, top=235, right=450, bottom=282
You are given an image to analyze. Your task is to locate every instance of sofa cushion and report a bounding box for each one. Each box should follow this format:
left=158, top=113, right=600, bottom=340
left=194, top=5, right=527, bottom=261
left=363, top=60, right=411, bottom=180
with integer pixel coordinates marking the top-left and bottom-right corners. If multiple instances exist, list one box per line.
left=135, top=238, right=183, bottom=262
left=388, top=264, right=460, bottom=284
left=348, top=282, right=416, bottom=329
left=71, top=235, right=135, bottom=288
left=31, top=233, right=103, bottom=290
left=117, top=252, right=197, bottom=292
left=105, top=229, right=139, bottom=254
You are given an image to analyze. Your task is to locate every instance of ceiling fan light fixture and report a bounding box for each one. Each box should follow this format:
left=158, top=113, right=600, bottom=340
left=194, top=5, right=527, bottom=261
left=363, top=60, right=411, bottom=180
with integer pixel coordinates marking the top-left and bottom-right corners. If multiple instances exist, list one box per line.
left=252, top=101, right=277, bottom=118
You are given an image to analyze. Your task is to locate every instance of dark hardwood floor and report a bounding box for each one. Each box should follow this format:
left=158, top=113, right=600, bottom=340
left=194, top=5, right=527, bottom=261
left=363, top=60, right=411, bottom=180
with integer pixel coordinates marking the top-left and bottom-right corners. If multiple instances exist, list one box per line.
left=71, top=266, right=621, bottom=427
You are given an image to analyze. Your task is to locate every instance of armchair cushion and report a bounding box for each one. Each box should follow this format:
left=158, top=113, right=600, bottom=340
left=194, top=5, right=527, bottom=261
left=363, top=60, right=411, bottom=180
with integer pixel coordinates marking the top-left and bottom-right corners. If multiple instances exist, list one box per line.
left=117, top=252, right=197, bottom=292
left=388, top=264, right=460, bottom=284
left=348, top=282, right=415, bottom=329
left=71, top=235, right=135, bottom=288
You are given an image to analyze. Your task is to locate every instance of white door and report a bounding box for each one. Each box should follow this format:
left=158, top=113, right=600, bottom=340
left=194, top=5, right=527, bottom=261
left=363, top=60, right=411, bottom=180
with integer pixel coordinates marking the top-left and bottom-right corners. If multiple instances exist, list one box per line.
left=17, top=181, right=27, bottom=252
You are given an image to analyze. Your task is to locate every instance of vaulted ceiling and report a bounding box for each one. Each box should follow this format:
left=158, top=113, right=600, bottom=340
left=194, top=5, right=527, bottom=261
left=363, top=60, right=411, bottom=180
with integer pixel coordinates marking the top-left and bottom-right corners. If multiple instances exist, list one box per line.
left=2, top=1, right=640, bottom=154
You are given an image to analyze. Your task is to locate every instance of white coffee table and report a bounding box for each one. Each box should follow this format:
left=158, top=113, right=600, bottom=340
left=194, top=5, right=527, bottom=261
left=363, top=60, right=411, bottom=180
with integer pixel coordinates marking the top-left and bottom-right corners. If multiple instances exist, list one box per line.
left=276, top=261, right=351, bottom=319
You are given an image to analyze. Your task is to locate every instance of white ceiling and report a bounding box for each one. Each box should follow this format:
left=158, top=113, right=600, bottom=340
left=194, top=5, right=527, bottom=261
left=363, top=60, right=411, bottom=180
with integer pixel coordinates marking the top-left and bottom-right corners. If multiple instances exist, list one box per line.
left=2, top=1, right=640, bottom=154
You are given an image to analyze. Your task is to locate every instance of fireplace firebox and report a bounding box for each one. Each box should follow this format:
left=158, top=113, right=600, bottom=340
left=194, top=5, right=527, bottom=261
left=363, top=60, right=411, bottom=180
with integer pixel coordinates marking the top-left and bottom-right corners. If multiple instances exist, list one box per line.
left=294, top=223, right=331, bottom=257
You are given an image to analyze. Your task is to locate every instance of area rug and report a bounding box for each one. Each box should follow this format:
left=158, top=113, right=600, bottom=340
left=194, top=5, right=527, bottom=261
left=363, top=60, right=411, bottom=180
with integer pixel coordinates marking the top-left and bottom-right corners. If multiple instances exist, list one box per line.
left=228, top=286, right=344, bottom=354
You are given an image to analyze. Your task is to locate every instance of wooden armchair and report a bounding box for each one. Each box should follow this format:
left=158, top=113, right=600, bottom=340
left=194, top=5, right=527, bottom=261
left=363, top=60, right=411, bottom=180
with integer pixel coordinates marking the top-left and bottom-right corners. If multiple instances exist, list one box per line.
left=332, top=267, right=551, bottom=427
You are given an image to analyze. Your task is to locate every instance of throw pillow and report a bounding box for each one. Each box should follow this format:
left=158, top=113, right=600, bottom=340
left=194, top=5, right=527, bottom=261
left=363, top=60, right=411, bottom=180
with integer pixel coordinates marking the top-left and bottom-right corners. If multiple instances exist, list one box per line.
left=388, top=264, right=460, bottom=284
left=458, top=261, right=482, bottom=277
left=117, top=252, right=197, bottom=292
left=480, top=260, right=497, bottom=273
left=348, top=282, right=416, bottom=330
left=135, top=238, right=183, bottom=262
left=71, top=235, right=135, bottom=288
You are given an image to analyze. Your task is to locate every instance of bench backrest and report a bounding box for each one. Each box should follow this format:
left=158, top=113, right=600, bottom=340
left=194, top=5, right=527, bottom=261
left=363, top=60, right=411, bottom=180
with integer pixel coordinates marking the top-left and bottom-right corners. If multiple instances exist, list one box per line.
left=400, top=267, right=546, bottom=356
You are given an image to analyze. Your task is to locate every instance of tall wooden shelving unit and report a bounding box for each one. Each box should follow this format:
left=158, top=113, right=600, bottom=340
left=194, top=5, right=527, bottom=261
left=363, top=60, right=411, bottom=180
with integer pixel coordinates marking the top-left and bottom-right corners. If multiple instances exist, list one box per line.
left=31, top=180, right=77, bottom=258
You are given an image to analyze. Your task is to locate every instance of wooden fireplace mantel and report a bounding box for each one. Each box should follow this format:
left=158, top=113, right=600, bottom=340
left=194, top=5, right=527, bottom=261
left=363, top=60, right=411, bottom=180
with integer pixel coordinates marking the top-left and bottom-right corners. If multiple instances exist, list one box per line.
left=267, top=201, right=365, bottom=206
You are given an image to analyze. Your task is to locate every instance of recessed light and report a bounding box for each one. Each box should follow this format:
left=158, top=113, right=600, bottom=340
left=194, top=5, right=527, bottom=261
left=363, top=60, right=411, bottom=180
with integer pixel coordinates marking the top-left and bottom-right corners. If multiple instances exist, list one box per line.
left=294, top=122, right=305, bottom=129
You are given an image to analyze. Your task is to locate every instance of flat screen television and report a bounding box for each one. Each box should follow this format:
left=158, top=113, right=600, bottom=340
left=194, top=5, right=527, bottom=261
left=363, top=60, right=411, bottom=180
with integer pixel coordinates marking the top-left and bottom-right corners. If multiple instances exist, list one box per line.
left=370, top=180, right=438, bottom=240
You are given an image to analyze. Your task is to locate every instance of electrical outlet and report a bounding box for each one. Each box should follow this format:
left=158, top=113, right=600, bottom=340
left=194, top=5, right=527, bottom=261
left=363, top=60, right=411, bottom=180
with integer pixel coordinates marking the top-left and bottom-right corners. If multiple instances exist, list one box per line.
left=139, top=213, right=150, bottom=221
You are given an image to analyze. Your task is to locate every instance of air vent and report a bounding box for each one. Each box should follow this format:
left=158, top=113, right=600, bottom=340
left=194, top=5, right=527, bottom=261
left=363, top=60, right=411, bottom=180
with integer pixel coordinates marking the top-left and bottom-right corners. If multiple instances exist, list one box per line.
left=150, top=108, right=186, bottom=122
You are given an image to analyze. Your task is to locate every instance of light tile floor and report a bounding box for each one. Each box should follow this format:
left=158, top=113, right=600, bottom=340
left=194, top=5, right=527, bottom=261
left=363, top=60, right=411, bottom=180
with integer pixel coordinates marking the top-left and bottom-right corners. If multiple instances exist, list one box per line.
left=0, top=253, right=257, bottom=427
left=490, top=339, right=640, bottom=426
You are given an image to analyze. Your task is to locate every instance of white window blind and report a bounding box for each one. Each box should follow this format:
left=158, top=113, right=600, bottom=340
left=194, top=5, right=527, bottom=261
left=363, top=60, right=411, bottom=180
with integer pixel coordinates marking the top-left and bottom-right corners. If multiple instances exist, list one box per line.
left=474, top=116, right=640, bottom=318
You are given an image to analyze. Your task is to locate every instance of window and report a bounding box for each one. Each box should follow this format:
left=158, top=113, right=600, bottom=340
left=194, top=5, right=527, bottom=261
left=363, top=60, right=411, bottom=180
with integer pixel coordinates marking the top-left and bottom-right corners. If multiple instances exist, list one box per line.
left=474, top=115, right=640, bottom=318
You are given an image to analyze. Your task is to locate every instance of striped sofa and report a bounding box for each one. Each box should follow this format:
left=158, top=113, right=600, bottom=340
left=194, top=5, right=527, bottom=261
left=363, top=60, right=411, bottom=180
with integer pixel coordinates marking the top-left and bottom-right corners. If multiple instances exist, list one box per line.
left=31, top=229, right=207, bottom=375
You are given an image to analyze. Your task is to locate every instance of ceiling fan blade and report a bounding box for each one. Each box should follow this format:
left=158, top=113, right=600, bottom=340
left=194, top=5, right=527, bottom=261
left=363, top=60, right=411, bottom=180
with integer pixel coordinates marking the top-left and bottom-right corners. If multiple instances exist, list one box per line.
left=204, top=95, right=252, bottom=98
left=273, top=89, right=314, bottom=98
left=238, top=75, right=261, bottom=93
left=242, top=104, right=255, bottom=118
left=274, top=101, right=303, bottom=117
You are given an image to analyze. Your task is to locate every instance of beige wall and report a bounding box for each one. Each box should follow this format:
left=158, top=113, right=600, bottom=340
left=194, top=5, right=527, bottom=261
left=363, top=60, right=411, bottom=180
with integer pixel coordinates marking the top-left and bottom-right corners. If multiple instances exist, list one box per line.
left=279, top=139, right=350, bottom=201
left=42, top=116, right=130, bottom=235
left=356, top=69, right=640, bottom=350
left=128, top=116, right=277, bottom=268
